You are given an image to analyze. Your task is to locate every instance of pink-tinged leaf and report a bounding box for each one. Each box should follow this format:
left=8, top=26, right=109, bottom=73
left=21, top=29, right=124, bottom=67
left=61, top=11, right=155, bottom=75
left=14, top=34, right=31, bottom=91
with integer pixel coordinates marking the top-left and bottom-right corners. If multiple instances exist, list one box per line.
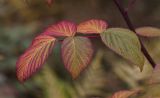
left=16, top=35, right=56, bottom=82
left=61, top=36, right=93, bottom=78
left=77, top=19, right=108, bottom=34
left=136, top=27, right=160, bottom=37
left=111, top=89, right=140, bottom=98
left=44, top=21, right=76, bottom=37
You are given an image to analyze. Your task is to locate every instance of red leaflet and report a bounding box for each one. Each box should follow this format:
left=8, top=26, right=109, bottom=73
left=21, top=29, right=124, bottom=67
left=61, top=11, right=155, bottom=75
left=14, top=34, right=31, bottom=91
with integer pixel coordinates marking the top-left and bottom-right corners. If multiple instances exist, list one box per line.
left=77, top=19, right=108, bottom=34
left=44, top=21, right=77, bottom=37
left=16, top=35, right=56, bottom=82
left=61, top=36, right=93, bottom=79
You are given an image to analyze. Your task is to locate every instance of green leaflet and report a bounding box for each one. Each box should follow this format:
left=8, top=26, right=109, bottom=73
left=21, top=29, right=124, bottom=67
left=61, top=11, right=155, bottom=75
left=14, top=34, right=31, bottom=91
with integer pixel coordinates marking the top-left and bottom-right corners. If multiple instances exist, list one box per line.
left=100, top=28, right=144, bottom=70
left=61, top=36, right=93, bottom=78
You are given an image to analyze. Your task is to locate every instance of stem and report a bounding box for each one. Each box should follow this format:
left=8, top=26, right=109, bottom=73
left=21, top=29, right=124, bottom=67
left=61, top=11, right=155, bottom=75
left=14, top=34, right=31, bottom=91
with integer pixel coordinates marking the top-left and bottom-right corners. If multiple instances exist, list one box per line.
left=113, top=0, right=156, bottom=68
left=84, top=35, right=100, bottom=38
left=58, top=35, right=100, bottom=42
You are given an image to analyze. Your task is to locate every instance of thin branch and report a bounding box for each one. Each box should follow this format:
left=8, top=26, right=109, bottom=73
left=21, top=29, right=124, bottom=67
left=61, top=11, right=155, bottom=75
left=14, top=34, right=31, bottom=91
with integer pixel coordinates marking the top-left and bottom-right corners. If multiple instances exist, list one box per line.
left=113, top=0, right=156, bottom=68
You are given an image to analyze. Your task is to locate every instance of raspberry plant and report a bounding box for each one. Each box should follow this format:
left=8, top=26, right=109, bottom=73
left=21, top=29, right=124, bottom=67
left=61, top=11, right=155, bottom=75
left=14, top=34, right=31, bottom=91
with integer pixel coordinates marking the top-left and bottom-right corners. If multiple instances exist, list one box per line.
left=16, top=0, right=160, bottom=97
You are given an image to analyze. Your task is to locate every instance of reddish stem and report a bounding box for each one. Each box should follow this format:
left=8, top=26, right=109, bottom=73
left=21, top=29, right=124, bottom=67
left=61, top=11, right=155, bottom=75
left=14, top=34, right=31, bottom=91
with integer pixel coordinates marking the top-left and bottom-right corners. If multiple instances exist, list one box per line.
left=58, top=35, right=100, bottom=42
left=113, top=0, right=156, bottom=68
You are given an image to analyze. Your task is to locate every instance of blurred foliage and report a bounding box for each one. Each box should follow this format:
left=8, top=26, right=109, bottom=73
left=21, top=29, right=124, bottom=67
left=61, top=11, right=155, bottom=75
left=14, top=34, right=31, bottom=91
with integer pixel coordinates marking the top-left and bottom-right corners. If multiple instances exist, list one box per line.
left=0, top=0, right=160, bottom=98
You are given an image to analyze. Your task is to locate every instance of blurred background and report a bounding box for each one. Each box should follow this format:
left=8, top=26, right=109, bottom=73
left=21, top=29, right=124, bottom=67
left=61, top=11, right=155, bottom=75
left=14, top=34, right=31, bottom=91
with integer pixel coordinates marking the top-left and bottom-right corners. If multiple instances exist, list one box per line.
left=0, top=0, right=160, bottom=98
